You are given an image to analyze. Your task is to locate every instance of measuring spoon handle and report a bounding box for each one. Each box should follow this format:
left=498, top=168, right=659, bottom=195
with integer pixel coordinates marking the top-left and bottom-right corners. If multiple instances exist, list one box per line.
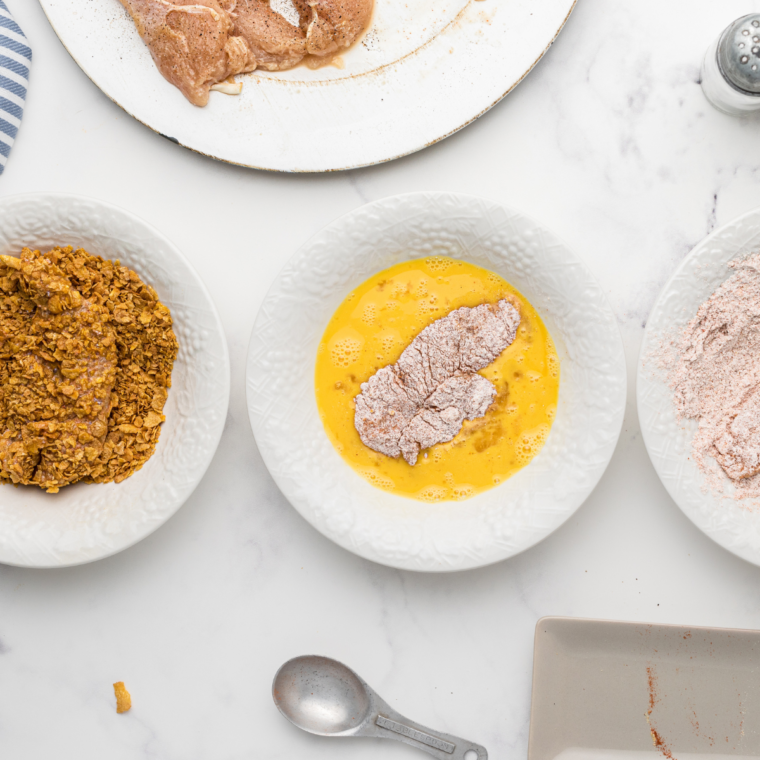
left=357, top=695, right=488, bottom=760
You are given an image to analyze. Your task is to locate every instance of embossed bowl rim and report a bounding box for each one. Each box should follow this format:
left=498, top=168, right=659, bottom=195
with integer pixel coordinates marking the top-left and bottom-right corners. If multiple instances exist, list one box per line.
left=0, top=193, right=230, bottom=568
left=637, top=205, right=760, bottom=567
left=246, top=192, right=626, bottom=571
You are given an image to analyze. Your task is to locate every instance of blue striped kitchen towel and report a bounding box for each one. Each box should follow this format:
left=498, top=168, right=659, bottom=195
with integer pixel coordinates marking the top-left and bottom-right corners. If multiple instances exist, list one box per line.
left=0, top=0, right=30, bottom=175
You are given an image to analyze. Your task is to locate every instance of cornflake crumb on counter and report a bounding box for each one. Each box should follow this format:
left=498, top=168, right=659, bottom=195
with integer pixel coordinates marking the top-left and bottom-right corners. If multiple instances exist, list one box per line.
left=113, top=681, right=131, bottom=714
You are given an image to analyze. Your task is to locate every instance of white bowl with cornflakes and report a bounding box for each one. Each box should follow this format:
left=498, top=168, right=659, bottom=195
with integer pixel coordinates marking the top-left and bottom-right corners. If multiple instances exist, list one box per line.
left=246, top=192, right=626, bottom=571
left=0, top=194, right=230, bottom=567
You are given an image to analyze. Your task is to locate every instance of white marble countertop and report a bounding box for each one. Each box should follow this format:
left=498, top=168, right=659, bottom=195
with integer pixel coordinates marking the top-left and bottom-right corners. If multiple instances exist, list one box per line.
left=3, top=1, right=760, bottom=757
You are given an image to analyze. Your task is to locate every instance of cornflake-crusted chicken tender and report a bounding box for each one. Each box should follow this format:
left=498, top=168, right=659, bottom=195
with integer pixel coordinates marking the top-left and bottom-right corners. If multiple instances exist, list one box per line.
left=0, top=246, right=178, bottom=493
left=0, top=251, right=117, bottom=492
left=354, top=300, right=521, bottom=465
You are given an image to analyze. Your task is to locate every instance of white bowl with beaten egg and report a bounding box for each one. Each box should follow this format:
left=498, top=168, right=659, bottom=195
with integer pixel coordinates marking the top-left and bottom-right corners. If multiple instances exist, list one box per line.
left=246, top=192, right=625, bottom=571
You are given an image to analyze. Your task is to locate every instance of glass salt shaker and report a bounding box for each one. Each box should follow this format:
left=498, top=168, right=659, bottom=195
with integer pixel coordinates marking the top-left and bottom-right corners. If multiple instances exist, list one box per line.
left=701, top=14, right=760, bottom=115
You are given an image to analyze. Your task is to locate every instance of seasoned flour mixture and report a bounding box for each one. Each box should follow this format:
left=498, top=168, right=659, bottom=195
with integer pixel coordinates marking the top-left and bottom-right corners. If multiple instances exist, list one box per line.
left=668, top=253, right=760, bottom=500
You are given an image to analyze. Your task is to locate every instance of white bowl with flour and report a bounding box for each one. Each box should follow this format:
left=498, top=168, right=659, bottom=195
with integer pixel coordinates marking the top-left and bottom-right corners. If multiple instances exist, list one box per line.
left=638, top=206, right=760, bottom=567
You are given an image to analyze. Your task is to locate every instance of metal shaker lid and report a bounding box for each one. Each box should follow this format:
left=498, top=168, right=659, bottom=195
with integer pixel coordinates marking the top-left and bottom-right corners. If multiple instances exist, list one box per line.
left=717, top=14, right=760, bottom=95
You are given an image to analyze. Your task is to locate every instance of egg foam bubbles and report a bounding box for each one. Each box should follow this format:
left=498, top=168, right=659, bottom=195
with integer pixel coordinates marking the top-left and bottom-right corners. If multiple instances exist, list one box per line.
left=314, top=257, right=560, bottom=502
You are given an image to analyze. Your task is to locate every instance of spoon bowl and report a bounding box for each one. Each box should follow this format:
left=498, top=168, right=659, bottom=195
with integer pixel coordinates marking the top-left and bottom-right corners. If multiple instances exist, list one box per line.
left=273, top=655, right=372, bottom=735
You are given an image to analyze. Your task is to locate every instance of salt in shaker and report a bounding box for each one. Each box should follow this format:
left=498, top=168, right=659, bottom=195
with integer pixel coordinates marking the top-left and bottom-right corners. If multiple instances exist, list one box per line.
left=701, top=14, right=760, bottom=115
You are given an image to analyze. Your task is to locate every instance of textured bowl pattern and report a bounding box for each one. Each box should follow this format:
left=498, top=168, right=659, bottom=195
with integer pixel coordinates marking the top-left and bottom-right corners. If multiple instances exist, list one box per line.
left=638, top=207, right=760, bottom=567
left=0, top=194, right=230, bottom=568
left=247, top=193, right=626, bottom=571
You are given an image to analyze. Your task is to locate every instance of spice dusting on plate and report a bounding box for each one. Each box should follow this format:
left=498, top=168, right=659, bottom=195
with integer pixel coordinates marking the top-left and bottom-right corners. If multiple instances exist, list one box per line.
left=645, top=665, right=675, bottom=760
left=355, top=300, right=520, bottom=465
left=665, top=252, right=760, bottom=500
left=0, top=246, right=178, bottom=493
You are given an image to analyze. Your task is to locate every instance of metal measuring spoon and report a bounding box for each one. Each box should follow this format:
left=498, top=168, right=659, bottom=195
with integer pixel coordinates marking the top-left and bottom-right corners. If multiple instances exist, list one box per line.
left=272, top=655, right=488, bottom=760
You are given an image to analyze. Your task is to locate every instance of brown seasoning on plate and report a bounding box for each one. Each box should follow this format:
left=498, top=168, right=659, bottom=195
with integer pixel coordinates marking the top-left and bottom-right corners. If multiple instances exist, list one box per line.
left=646, top=665, right=675, bottom=760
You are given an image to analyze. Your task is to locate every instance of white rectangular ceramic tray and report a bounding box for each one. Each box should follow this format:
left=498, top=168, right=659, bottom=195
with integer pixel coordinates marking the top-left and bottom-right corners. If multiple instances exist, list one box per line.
left=530, top=617, right=760, bottom=759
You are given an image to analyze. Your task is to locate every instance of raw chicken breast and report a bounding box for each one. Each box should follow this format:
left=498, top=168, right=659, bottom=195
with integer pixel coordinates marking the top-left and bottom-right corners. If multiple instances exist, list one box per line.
left=119, top=0, right=374, bottom=105
left=293, top=0, right=375, bottom=55
left=118, top=0, right=255, bottom=106
left=228, top=0, right=307, bottom=71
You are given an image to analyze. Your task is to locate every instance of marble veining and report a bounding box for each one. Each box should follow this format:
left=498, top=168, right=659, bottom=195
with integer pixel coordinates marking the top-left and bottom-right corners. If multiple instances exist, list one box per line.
left=3, top=1, right=760, bottom=758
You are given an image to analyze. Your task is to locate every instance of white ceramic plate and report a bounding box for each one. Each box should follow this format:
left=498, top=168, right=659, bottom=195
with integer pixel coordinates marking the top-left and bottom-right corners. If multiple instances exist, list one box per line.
left=39, top=0, right=576, bottom=172
left=0, top=193, right=230, bottom=568
left=638, top=207, right=760, bottom=568
left=246, top=192, right=626, bottom=571
left=529, top=617, right=760, bottom=759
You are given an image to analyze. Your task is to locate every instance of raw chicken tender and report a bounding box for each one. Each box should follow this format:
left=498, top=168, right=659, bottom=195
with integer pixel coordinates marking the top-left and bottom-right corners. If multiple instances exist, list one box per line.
left=713, top=388, right=760, bottom=480
left=397, top=374, right=497, bottom=466
left=119, top=0, right=374, bottom=105
left=229, top=0, right=307, bottom=71
left=292, top=0, right=375, bottom=55
left=118, top=0, right=255, bottom=106
left=354, top=300, right=521, bottom=465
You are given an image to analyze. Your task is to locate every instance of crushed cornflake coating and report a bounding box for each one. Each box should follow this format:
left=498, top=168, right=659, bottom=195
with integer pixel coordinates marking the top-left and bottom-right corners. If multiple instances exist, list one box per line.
left=0, top=246, right=178, bottom=493
left=113, top=681, right=132, bottom=713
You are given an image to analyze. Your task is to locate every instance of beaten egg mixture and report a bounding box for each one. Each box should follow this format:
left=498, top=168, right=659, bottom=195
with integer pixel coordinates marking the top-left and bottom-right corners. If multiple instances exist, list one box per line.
left=314, top=258, right=560, bottom=502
